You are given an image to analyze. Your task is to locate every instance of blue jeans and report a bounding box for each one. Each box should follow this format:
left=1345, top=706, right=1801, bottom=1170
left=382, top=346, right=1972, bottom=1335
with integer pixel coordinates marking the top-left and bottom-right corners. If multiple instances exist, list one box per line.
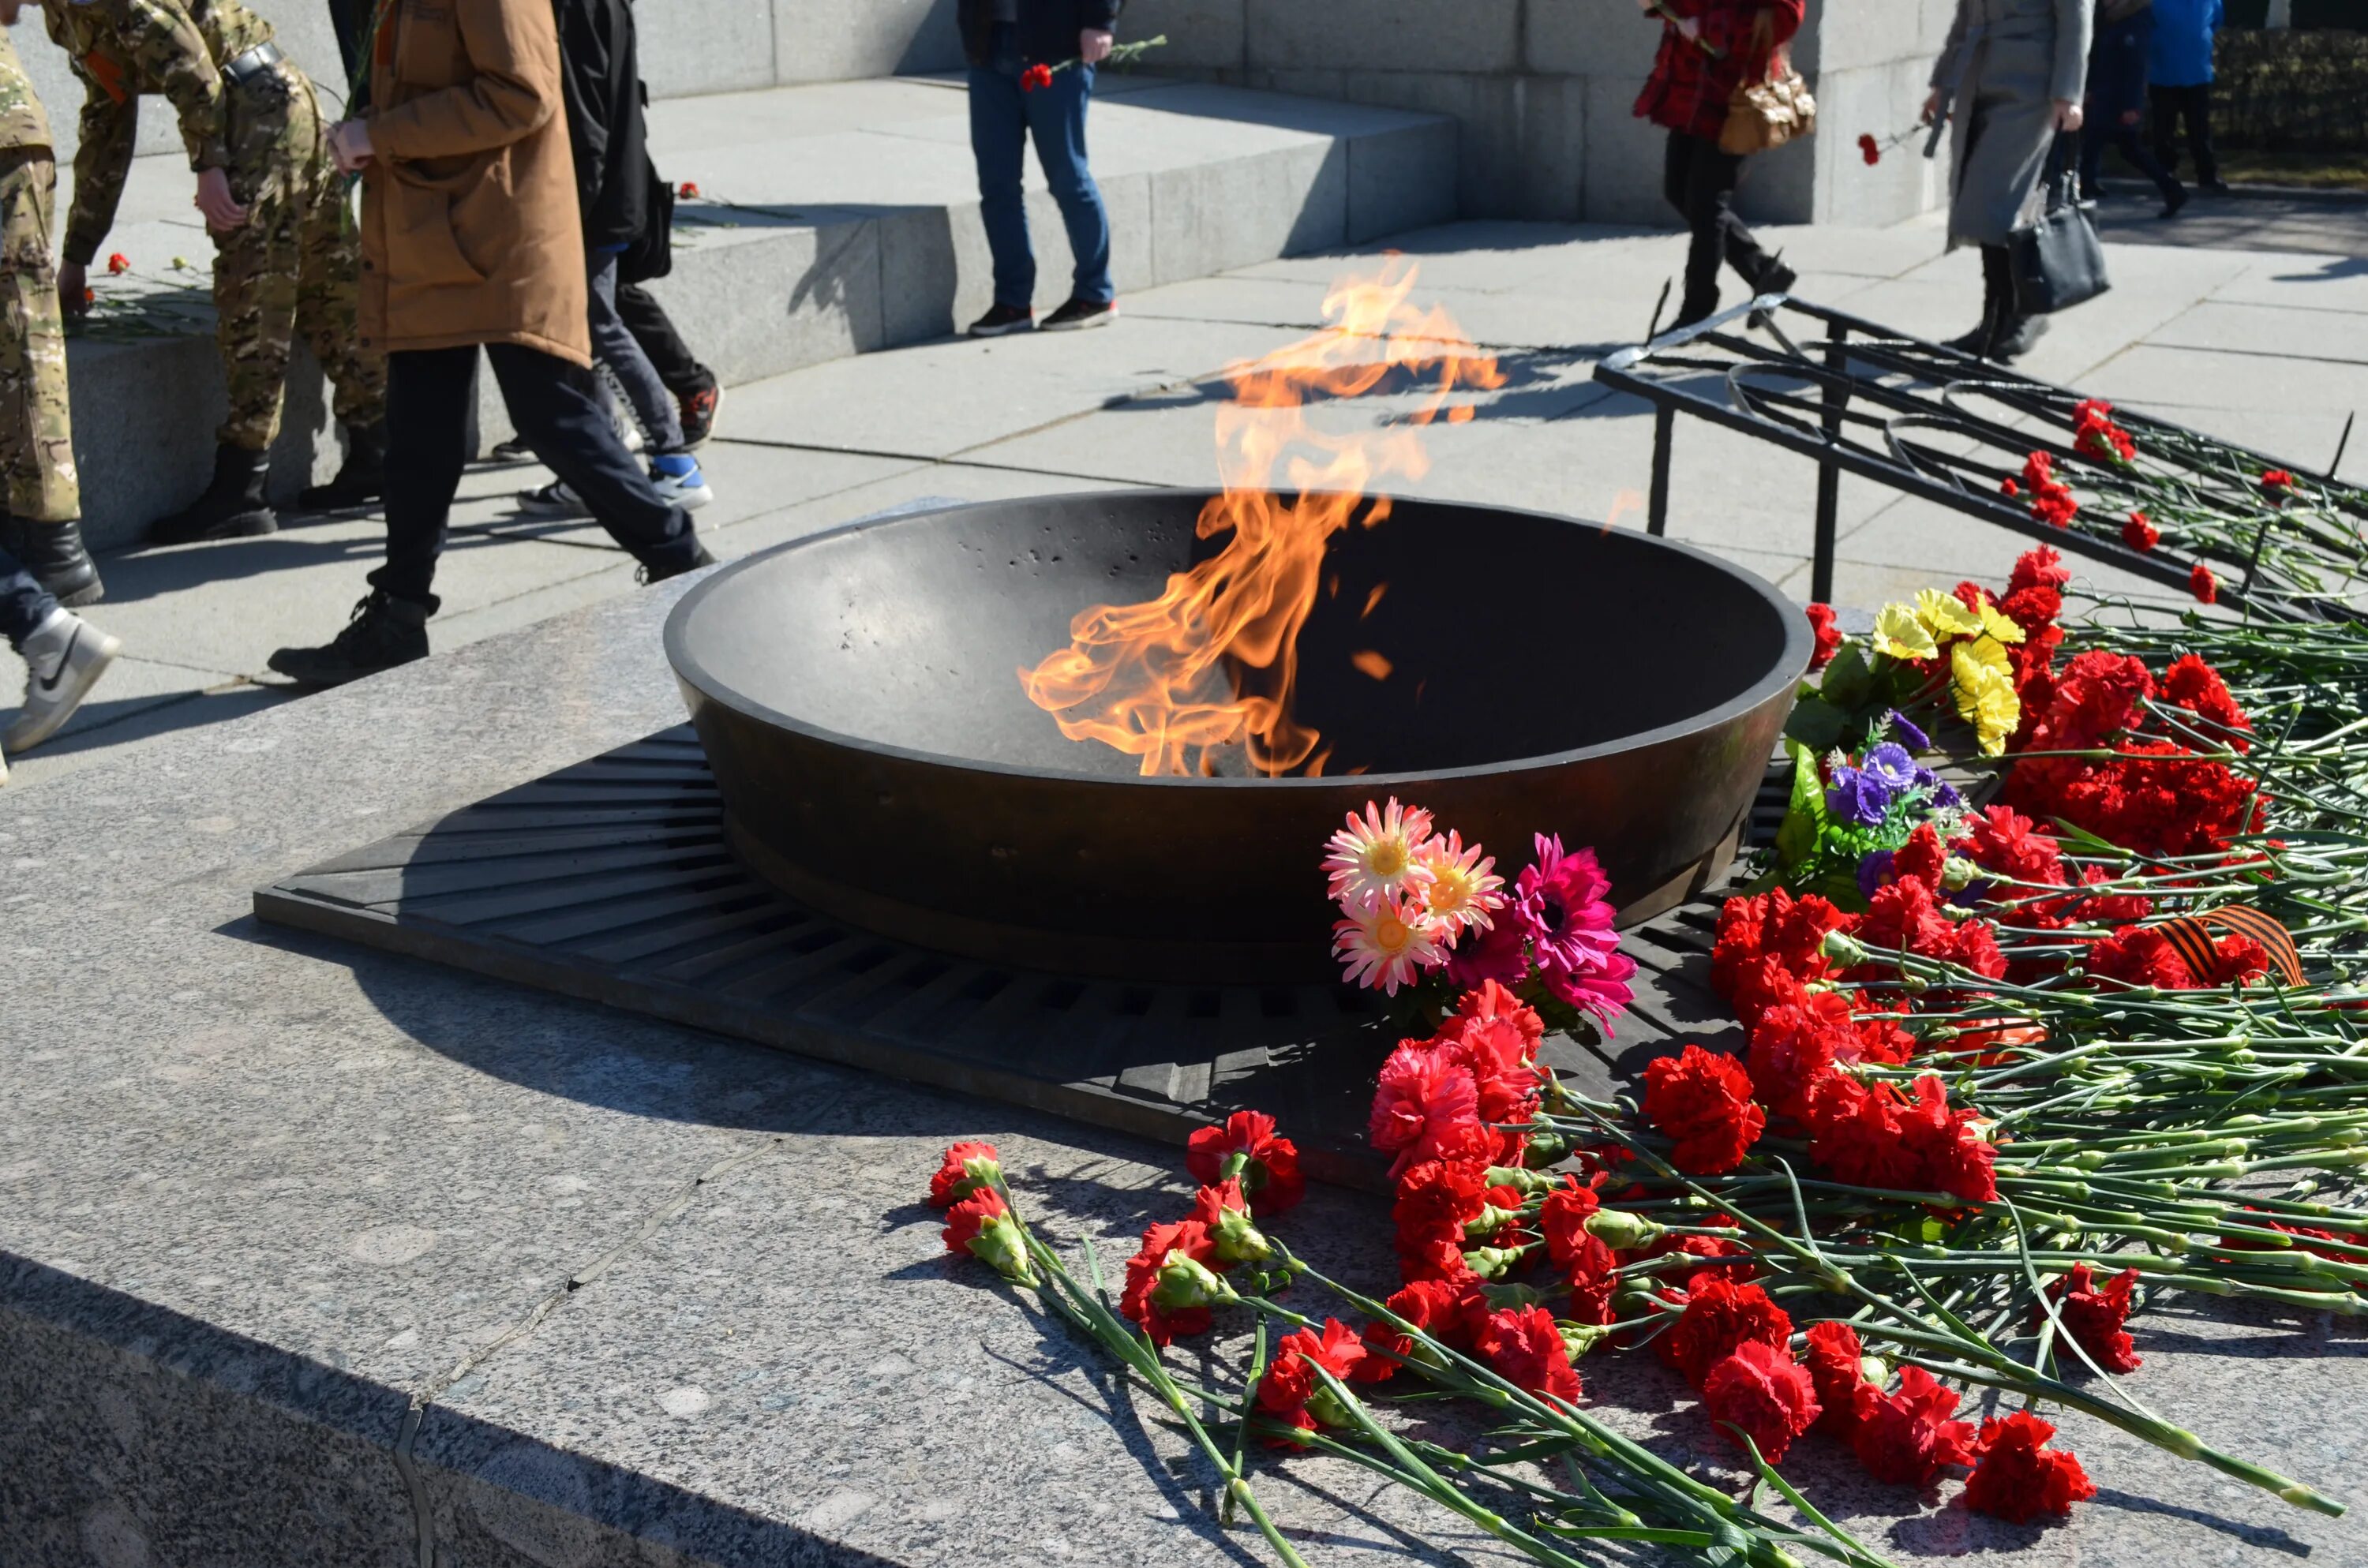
left=0, top=540, right=55, bottom=651
left=968, top=25, right=1114, bottom=309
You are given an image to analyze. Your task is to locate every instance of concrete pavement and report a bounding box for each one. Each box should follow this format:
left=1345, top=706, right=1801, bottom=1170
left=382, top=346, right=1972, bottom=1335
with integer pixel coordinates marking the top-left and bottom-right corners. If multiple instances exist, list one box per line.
left=8, top=210, right=2364, bottom=790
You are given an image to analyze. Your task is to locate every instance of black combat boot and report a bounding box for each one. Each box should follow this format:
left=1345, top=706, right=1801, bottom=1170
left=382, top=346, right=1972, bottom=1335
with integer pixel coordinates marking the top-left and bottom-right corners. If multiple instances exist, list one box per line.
left=1946, top=245, right=2011, bottom=357
left=266, top=591, right=432, bottom=687
left=297, top=422, right=388, bottom=510
left=152, top=444, right=275, bottom=544
left=0, top=515, right=103, bottom=607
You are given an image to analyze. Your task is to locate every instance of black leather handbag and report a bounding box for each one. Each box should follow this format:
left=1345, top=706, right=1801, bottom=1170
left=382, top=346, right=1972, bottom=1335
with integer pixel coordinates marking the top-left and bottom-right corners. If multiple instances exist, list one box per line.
left=2009, top=133, right=2110, bottom=316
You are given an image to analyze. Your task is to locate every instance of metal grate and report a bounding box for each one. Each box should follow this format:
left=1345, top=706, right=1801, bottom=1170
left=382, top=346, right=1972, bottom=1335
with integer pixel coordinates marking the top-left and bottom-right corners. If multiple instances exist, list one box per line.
left=254, top=728, right=1774, bottom=1190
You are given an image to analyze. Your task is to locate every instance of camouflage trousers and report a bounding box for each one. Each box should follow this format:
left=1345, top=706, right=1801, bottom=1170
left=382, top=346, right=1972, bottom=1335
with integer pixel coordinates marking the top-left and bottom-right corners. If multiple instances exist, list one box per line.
left=214, top=65, right=385, bottom=451
left=0, top=148, right=79, bottom=523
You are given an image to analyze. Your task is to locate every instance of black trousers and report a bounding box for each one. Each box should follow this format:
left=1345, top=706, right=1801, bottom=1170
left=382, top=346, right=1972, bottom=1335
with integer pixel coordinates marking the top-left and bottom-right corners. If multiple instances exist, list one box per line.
left=372, top=342, right=700, bottom=612
left=2080, top=121, right=2181, bottom=204
left=1663, top=129, right=1773, bottom=316
left=2149, top=83, right=2218, bottom=185
left=614, top=283, right=714, bottom=399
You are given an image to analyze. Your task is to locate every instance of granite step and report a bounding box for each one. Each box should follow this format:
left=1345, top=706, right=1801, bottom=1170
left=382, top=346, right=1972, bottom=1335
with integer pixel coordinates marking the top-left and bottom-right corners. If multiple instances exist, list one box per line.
left=64, top=73, right=1456, bottom=552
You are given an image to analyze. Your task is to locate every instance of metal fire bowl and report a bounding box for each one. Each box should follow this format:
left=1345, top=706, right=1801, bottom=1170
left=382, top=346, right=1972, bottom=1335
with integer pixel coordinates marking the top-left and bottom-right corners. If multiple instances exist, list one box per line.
left=665, top=491, right=1808, bottom=985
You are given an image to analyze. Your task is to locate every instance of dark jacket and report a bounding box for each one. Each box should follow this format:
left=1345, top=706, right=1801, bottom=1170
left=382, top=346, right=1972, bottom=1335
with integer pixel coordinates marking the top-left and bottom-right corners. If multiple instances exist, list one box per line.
left=958, top=0, right=1122, bottom=69
left=2085, top=2, right=2153, bottom=125
left=555, top=0, right=648, bottom=249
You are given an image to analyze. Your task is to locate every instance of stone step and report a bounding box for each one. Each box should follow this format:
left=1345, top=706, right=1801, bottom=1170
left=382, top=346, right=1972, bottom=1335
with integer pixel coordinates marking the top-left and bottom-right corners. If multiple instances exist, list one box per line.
left=62, top=74, right=1455, bottom=552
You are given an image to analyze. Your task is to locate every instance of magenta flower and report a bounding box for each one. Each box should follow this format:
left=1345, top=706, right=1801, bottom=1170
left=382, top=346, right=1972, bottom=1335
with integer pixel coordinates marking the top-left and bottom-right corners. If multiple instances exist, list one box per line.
left=1512, top=836, right=1635, bottom=1024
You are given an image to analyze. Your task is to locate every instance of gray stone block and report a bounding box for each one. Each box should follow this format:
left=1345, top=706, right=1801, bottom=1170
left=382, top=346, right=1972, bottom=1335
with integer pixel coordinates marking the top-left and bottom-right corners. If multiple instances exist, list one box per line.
left=1804, top=59, right=1949, bottom=226
left=773, top=0, right=964, bottom=84
left=638, top=0, right=777, bottom=99
left=1349, top=118, right=1461, bottom=240
left=1246, top=0, right=1523, bottom=74
left=1510, top=71, right=1588, bottom=223
left=1115, top=0, right=1250, bottom=70
left=1585, top=87, right=1672, bottom=226
left=1525, top=0, right=1665, bottom=81
left=1151, top=139, right=1343, bottom=284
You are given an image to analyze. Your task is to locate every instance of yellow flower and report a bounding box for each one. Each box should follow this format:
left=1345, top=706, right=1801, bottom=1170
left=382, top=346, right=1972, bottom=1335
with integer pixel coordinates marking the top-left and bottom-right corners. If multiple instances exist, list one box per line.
left=1976, top=600, right=2026, bottom=646
left=1951, top=636, right=2021, bottom=755
left=1915, top=588, right=1984, bottom=641
left=1873, top=602, right=1938, bottom=661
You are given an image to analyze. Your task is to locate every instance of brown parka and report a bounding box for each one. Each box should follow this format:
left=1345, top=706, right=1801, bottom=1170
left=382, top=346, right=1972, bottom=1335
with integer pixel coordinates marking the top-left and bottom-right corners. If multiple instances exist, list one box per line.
left=358, top=0, right=589, bottom=365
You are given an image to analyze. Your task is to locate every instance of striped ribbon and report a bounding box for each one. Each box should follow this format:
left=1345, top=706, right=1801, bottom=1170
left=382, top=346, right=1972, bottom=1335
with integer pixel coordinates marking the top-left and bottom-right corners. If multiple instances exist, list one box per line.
left=2155, top=904, right=2305, bottom=989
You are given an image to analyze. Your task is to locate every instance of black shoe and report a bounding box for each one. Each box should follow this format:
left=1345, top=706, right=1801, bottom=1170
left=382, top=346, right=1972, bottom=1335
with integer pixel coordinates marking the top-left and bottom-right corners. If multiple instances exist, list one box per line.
left=0, top=515, right=103, bottom=607
left=266, top=591, right=431, bottom=687
left=967, top=302, right=1035, bottom=338
left=677, top=378, right=721, bottom=449
left=1950, top=245, right=2011, bottom=357
left=637, top=541, right=718, bottom=586
left=1747, top=256, right=1795, bottom=327
left=152, top=445, right=275, bottom=544
left=2159, top=184, right=2190, bottom=220
left=1042, top=297, right=1118, bottom=331
left=298, top=422, right=388, bottom=511
left=1988, top=312, right=2049, bottom=363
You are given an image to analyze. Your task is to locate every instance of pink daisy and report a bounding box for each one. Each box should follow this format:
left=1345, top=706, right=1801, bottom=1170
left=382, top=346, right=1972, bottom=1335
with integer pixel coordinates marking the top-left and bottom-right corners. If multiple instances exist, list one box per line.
left=1333, top=898, right=1445, bottom=994
left=1324, top=798, right=1436, bottom=913
left=1416, top=829, right=1506, bottom=938
left=1514, top=836, right=1635, bottom=1024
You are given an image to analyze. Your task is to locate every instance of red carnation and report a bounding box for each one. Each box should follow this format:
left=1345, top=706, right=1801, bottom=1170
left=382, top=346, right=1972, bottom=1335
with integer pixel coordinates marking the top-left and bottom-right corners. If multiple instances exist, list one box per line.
left=2159, top=653, right=2252, bottom=749
left=1710, top=888, right=1845, bottom=1014
left=1641, top=1044, right=1766, bottom=1175
left=1852, top=1365, right=1976, bottom=1485
left=1366, top=1274, right=1486, bottom=1364
left=2000, top=477, right=2019, bottom=498
left=1393, top=1158, right=1489, bottom=1278
left=1804, top=1074, right=1922, bottom=1192
left=2011, top=545, right=2071, bottom=593
left=2120, top=510, right=2157, bottom=552
left=1745, top=994, right=1848, bottom=1122
left=1804, top=601, right=1842, bottom=669
left=928, top=1140, right=1002, bottom=1208
left=1636, top=1212, right=1756, bottom=1289
left=1564, top=1230, right=1623, bottom=1324
left=2190, top=563, right=2218, bottom=604
left=1188, top=1110, right=1306, bottom=1211
left=1703, top=1340, right=1819, bottom=1461
left=2046, top=1263, right=2142, bottom=1373
left=1479, top=1304, right=1583, bottom=1404
left=1539, top=1173, right=1602, bottom=1266
left=1899, top=1073, right=1999, bottom=1204
left=1258, top=1317, right=1375, bottom=1442
left=1963, top=1411, right=2097, bottom=1523
left=1369, top=1042, right=1486, bottom=1178
left=1021, top=62, right=1055, bottom=92
left=1802, top=1320, right=1876, bottom=1436
left=941, top=1186, right=1034, bottom=1282
left=1436, top=1007, right=1544, bottom=1125
left=107, top=252, right=129, bottom=275
left=2261, top=468, right=2294, bottom=503
left=1120, top=1218, right=1224, bottom=1345
left=1858, top=132, right=1881, bottom=166
left=676, top=180, right=700, bottom=199
left=1660, top=1277, right=1793, bottom=1388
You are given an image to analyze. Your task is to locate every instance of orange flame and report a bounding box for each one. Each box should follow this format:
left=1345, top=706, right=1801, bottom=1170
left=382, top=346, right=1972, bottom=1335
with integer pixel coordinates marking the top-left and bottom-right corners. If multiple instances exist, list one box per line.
left=1018, top=260, right=1503, bottom=776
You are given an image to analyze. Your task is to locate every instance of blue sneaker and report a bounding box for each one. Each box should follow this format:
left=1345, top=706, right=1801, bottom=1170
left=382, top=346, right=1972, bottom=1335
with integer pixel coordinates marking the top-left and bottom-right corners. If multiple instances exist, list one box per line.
left=650, top=454, right=714, bottom=511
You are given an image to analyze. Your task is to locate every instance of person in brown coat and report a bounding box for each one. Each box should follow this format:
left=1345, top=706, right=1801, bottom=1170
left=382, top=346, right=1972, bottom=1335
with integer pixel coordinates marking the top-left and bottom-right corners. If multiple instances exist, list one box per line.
left=267, top=0, right=711, bottom=687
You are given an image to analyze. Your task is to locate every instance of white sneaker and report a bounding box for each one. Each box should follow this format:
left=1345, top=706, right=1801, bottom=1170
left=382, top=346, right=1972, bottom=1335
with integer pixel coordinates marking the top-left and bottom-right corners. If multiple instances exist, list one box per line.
left=6, top=608, right=122, bottom=753
left=516, top=479, right=589, bottom=518
left=649, top=458, right=714, bottom=511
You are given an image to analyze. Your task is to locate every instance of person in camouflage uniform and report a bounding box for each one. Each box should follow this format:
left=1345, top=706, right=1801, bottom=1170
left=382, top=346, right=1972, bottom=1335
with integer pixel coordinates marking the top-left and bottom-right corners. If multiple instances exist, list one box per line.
left=0, top=4, right=100, bottom=607
left=44, top=0, right=388, bottom=542
left=0, top=0, right=119, bottom=780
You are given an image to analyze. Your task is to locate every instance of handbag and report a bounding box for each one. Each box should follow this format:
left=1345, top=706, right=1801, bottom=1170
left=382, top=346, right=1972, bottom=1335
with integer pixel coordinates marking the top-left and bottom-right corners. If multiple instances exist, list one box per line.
left=620, top=155, right=674, bottom=286
left=1718, top=31, right=1817, bottom=156
left=2008, top=134, right=2110, bottom=316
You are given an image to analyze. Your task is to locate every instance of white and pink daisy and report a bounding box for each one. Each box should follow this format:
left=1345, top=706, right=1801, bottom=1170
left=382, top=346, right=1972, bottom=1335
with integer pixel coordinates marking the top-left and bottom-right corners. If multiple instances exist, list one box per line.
left=1323, top=797, right=1436, bottom=913
left=1416, top=829, right=1505, bottom=937
left=1332, top=898, right=1445, bottom=995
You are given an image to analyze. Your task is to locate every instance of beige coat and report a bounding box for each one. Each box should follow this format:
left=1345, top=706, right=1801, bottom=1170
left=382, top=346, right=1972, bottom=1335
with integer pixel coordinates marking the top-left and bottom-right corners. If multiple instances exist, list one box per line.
left=358, top=0, right=588, bottom=365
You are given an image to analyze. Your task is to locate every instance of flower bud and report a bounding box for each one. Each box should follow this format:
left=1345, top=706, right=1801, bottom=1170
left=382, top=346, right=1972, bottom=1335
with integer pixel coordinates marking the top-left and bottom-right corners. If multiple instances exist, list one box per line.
left=1941, top=855, right=1983, bottom=891
left=1821, top=930, right=1871, bottom=967
left=1204, top=1201, right=1274, bottom=1267
left=1583, top=1207, right=1665, bottom=1249
left=1463, top=1244, right=1527, bottom=1280
left=1483, top=1165, right=1557, bottom=1195
left=1858, top=1353, right=1888, bottom=1387
left=1480, top=1281, right=1546, bottom=1312
left=963, top=1207, right=1038, bottom=1286
left=1610, top=1285, right=1668, bottom=1319
left=1151, top=1251, right=1235, bottom=1312
left=1463, top=1202, right=1523, bottom=1241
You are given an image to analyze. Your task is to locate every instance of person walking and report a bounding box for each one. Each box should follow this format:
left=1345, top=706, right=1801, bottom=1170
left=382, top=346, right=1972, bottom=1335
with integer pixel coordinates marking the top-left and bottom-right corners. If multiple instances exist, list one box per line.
left=0, top=0, right=115, bottom=781
left=267, top=0, right=712, bottom=688
left=43, top=0, right=388, bottom=541
left=0, top=1, right=99, bottom=610
left=2081, top=0, right=2184, bottom=216
left=1632, top=0, right=1804, bottom=331
left=957, top=0, right=1119, bottom=338
left=516, top=0, right=712, bottom=518
left=616, top=281, right=721, bottom=446
left=1924, top=0, right=2093, bottom=363
left=2149, top=0, right=2224, bottom=193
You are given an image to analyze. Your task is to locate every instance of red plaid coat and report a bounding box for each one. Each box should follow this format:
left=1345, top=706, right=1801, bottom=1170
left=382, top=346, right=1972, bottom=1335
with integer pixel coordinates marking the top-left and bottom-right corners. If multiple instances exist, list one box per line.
left=1633, top=0, right=1806, bottom=141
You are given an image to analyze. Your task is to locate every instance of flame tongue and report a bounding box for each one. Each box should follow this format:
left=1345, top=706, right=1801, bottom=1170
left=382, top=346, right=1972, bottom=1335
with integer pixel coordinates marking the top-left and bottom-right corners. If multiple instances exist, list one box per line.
left=1019, top=261, right=1503, bottom=777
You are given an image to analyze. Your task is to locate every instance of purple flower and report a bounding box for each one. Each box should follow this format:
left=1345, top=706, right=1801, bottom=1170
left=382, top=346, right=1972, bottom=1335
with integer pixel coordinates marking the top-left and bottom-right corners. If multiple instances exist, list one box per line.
left=1824, top=763, right=1894, bottom=827
left=1884, top=710, right=1931, bottom=750
left=1512, top=835, right=1633, bottom=1024
left=1857, top=849, right=1896, bottom=901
